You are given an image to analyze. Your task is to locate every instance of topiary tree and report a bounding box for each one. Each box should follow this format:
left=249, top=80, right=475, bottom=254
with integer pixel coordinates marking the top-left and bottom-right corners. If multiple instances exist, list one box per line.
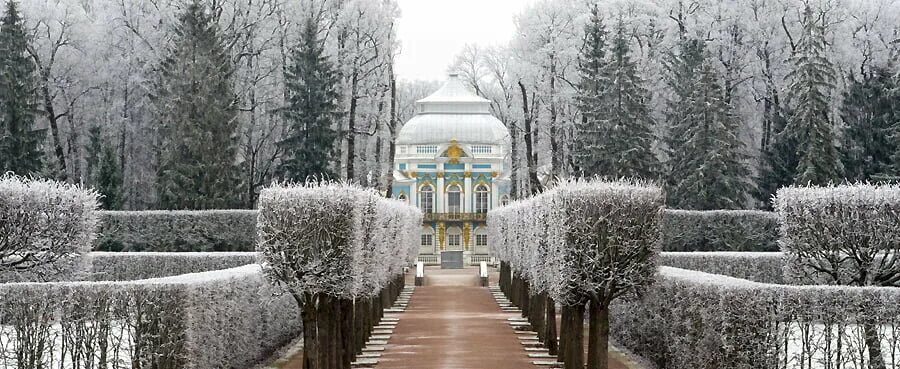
left=0, top=175, right=99, bottom=281
left=775, top=183, right=900, bottom=369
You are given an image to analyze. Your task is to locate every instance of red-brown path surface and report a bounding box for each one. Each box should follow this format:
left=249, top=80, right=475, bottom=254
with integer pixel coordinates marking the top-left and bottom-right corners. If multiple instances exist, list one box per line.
left=375, top=267, right=629, bottom=369
left=375, top=268, right=538, bottom=369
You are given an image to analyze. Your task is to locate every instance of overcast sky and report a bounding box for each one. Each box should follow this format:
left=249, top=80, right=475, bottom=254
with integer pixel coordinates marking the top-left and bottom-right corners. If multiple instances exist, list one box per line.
left=394, top=0, right=536, bottom=82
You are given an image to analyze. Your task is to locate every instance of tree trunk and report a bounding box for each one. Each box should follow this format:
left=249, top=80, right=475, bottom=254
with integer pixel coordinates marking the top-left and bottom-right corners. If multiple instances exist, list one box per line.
left=346, top=75, right=359, bottom=182
left=340, top=298, right=354, bottom=368
left=533, top=292, right=546, bottom=342
left=42, top=83, right=67, bottom=180
left=299, top=293, right=319, bottom=369
left=520, top=278, right=530, bottom=319
left=518, top=81, right=543, bottom=195
left=587, top=301, right=609, bottom=369
left=558, top=305, right=568, bottom=362
left=864, top=323, right=887, bottom=369
left=546, top=296, right=558, bottom=356
left=563, top=304, right=585, bottom=369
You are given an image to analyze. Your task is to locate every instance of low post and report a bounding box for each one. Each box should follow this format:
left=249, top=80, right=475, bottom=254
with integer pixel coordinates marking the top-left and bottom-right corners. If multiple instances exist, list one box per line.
left=479, top=261, right=489, bottom=287
left=415, top=261, right=425, bottom=286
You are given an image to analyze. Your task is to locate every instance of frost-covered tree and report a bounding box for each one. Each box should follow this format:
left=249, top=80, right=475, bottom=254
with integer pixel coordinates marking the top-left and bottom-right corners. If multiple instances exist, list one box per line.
left=278, top=13, right=341, bottom=182
left=842, top=66, right=899, bottom=181
left=0, top=0, right=42, bottom=176
left=783, top=3, right=843, bottom=185
left=85, top=125, right=122, bottom=210
left=775, top=184, right=900, bottom=369
left=152, top=0, right=242, bottom=210
left=573, top=4, right=608, bottom=177
left=0, top=175, right=98, bottom=281
left=665, top=38, right=750, bottom=210
left=596, top=19, right=659, bottom=180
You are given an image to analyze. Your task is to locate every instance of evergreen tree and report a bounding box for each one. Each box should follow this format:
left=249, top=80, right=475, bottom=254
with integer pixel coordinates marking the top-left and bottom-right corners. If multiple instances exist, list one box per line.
left=0, top=0, right=42, bottom=175
left=841, top=66, right=899, bottom=181
left=755, top=108, right=796, bottom=208
left=86, top=125, right=122, bottom=209
left=595, top=19, right=660, bottom=179
left=783, top=4, right=843, bottom=185
left=151, top=0, right=242, bottom=210
left=573, top=4, right=608, bottom=177
left=664, top=38, right=750, bottom=210
left=277, top=15, right=341, bottom=182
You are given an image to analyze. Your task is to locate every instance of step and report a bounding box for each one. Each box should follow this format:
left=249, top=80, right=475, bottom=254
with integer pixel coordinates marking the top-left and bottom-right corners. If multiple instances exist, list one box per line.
left=351, top=358, right=378, bottom=367
left=366, top=340, right=388, bottom=345
left=521, top=340, right=543, bottom=347
left=370, top=334, right=391, bottom=340
left=532, top=360, right=563, bottom=367
left=507, top=317, right=527, bottom=321
left=525, top=347, right=548, bottom=352
left=362, top=346, right=385, bottom=352
left=384, top=309, right=404, bottom=313
left=518, top=336, right=539, bottom=341
left=381, top=317, right=400, bottom=322
left=372, top=329, right=394, bottom=335
left=358, top=353, right=381, bottom=358
left=529, top=353, right=556, bottom=359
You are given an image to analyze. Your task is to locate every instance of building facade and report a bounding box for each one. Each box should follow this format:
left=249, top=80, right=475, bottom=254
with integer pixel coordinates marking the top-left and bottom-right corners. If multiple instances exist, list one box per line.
left=392, top=74, right=511, bottom=265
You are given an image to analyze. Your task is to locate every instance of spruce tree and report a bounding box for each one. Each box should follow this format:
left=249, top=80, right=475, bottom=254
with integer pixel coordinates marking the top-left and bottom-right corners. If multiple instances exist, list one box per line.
left=596, top=19, right=660, bottom=180
left=0, top=0, right=42, bottom=175
left=841, top=66, right=899, bottom=181
left=573, top=4, right=608, bottom=177
left=277, top=15, right=341, bottom=182
left=664, top=38, right=750, bottom=210
left=151, top=0, right=242, bottom=209
left=783, top=4, right=843, bottom=185
left=86, top=125, right=122, bottom=209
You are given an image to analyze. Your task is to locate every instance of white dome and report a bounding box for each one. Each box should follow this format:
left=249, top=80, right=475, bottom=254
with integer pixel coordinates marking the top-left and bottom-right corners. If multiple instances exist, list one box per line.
left=396, top=74, right=510, bottom=145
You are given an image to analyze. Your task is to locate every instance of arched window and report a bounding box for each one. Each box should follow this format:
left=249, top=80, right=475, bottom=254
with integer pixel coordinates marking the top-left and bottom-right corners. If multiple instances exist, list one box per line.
left=447, top=184, right=462, bottom=214
left=421, top=226, right=435, bottom=253
left=500, top=195, right=510, bottom=207
left=420, top=185, right=434, bottom=214
left=474, top=227, right=489, bottom=249
left=475, top=184, right=490, bottom=213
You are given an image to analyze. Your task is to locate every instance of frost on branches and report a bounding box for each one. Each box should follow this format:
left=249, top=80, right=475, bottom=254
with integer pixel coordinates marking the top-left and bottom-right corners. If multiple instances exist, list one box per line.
left=0, top=175, right=99, bottom=282
left=776, top=183, right=900, bottom=369
left=489, top=178, right=664, bottom=369
left=256, top=181, right=421, bottom=369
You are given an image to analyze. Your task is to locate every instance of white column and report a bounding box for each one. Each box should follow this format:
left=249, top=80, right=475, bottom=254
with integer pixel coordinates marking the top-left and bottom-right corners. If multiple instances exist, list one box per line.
left=464, top=163, right=472, bottom=213
left=491, top=176, right=500, bottom=209
left=436, top=174, right=445, bottom=213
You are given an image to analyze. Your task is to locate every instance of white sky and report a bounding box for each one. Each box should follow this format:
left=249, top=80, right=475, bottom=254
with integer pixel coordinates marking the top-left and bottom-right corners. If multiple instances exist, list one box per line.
left=394, top=0, right=536, bottom=82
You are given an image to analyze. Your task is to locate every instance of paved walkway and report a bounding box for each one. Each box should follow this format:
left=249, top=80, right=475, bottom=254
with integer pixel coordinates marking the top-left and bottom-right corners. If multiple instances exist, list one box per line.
left=375, top=269, right=537, bottom=369
left=375, top=268, right=630, bottom=369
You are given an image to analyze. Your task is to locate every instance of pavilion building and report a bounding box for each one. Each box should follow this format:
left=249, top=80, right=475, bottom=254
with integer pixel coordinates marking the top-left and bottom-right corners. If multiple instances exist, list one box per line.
left=392, top=74, right=511, bottom=265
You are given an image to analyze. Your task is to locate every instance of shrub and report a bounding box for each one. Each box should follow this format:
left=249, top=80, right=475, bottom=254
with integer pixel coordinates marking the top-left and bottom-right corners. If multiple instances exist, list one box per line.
left=0, top=264, right=300, bottom=369
left=0, top=175, right=99, bottom=282
left=95, top=210, right=257, bottom=252
left=489, top=178, right=665, bottom=369
left=257, top=182, right=422, bottom=369
left=88, top=251, right=257, bottom=280
left=661, top=209, right=778, bottom=252
left=659, top=252, right=786, bottom=284
left=612, top=266, right=900, bottom=369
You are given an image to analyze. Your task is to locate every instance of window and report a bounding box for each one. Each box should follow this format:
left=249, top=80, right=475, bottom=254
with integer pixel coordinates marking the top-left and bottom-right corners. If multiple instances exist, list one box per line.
left=447, top=227, right=462, bottom=251
left=475, top=184, right=490, bottom=213
left=416, top=145, right=438, bottom=154
left=421, top=234, right=433, bottom=247
left=471, top=145, right=492, bottom=154
left=399, top=146, right=408, bottom=154
left=447, top=184, right=462, bottom=213
left=420, top=185, right=434, bottom=214
left=476, top=234, right=488, bottom=247
left=448, top=235, right=461, bottom=247
left=500, top=195, right=510, bottom=206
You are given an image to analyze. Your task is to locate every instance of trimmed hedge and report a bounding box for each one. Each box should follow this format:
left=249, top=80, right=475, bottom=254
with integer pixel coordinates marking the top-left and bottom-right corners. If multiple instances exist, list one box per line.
left=661, top=209, right=778, bottom=252
left=612, top=267, right=900, bottom=369
left=89, top=252, right=258, bottom=281
left=0, top=175, right=99, bottom=282
left=0, top=264, right=300, bottom=369
left=660, top=252, right=786, bottom=284
left=95, top=210, right=257, bottom=252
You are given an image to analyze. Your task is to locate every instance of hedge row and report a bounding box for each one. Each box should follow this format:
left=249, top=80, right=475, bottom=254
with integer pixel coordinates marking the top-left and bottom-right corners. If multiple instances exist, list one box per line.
left=89, top=252, right=258, bottom=281
left=0, top=264, right=300, bottom=369
left=659, top=252, right=786, bottom=284
left=660, top=209, right=778, bottom=252
left=94, top=209, right=777, bottom=253
left=612, top=267, right=900, bottom=369
left=95, top=210, right=257, bottom=252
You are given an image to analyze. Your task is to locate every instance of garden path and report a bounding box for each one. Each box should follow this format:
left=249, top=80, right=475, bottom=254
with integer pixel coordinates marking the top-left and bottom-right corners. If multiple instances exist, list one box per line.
left=373, top=267, right=630, bottom=369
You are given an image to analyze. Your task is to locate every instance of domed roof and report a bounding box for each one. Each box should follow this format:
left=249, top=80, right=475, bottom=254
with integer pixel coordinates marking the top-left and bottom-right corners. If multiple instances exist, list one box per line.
left=397, top=74, right=510, bottom=145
